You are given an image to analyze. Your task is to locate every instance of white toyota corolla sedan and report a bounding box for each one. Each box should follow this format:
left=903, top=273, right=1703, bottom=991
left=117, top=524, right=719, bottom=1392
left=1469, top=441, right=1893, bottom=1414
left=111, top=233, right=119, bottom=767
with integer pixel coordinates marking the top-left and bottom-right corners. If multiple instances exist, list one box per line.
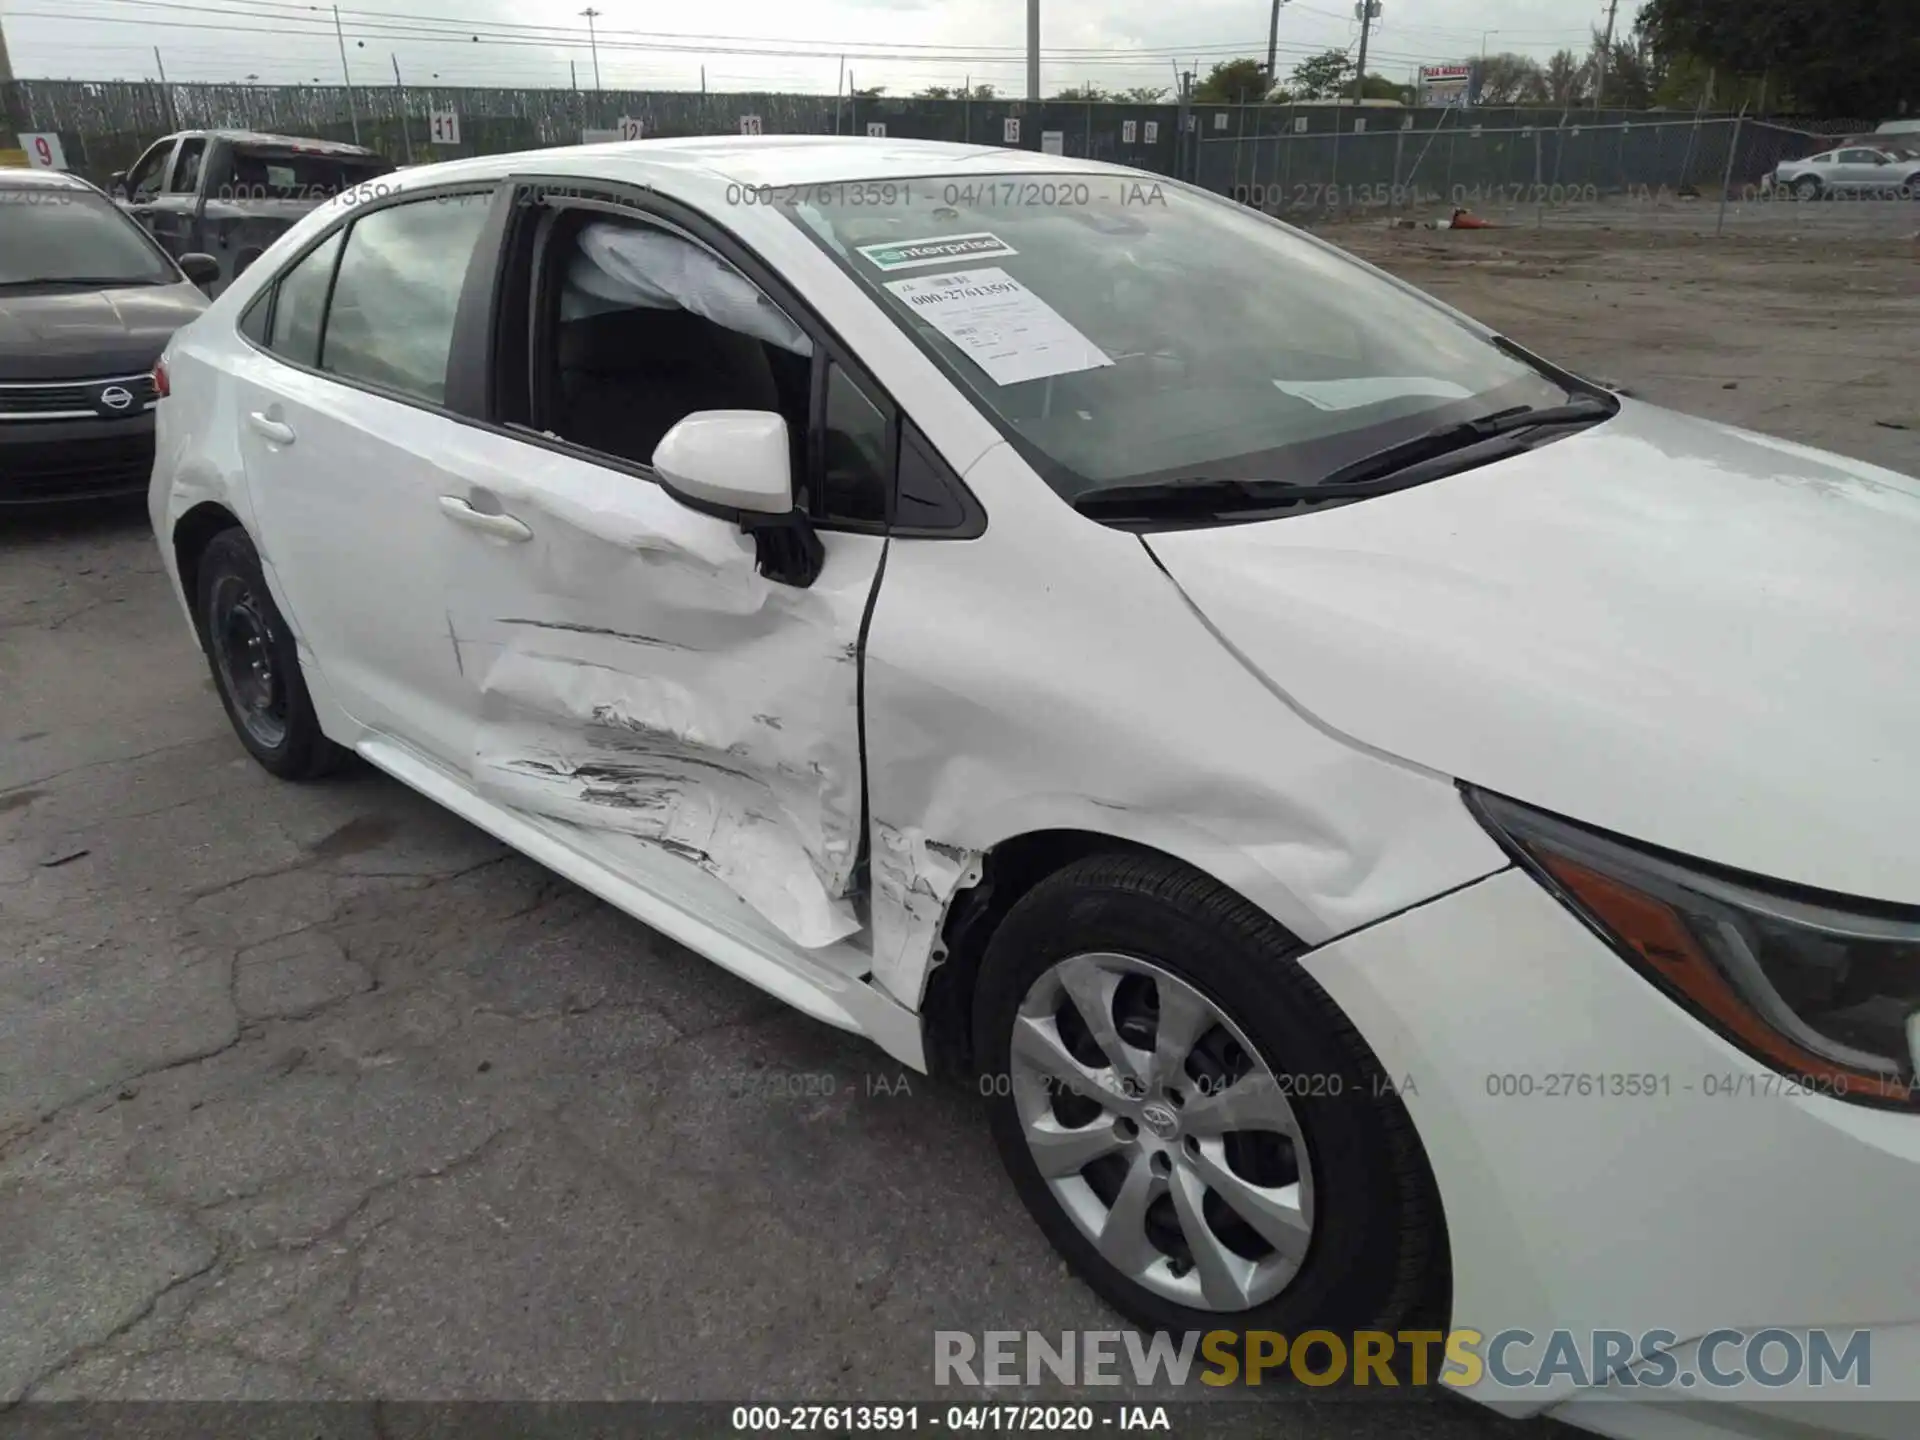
left=150, top=137, right=1918, bottom=1435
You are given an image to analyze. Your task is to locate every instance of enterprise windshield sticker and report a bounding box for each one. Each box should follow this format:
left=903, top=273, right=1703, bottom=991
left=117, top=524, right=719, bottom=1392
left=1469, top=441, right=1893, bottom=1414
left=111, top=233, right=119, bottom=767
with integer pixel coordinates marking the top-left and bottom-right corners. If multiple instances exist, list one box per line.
left=857, top=232, right=1019, bottom=271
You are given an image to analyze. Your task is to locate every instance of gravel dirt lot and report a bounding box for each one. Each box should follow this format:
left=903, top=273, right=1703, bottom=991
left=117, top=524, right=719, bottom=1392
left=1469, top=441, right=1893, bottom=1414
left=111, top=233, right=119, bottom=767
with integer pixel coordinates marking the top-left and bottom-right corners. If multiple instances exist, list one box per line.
left=1, top=213, right=1914, bottom=1429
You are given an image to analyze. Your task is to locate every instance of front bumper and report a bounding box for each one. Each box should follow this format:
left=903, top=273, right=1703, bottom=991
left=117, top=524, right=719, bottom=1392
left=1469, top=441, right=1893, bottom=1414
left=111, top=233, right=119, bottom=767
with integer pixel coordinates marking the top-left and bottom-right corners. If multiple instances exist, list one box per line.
left=0, top=413, right=155, bottom=504
left=1299, top=865, right=1920, bottom=1436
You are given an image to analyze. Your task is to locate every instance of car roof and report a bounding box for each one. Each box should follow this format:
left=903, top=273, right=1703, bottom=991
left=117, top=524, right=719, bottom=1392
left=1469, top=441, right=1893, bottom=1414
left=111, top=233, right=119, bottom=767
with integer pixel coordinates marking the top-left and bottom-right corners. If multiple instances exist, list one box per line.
left=368, top=135, right=1136, bottom=199
left=0, top=167, right=93, bottom=191
left=172, top=129, right=384, bottom=156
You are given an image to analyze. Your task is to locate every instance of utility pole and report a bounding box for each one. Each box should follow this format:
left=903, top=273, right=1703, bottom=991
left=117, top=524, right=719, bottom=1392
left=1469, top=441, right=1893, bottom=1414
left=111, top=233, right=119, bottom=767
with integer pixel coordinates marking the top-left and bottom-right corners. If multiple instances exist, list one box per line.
left=390, top=53, right=413, bottom=164
left=579, top=7, right=602, bottom=90
left=1593, top=0, right=1620, bottom=111
left=1265, top=0, right=1289, bottom=91
left=332, top=5, right=360, bottom=144
left=1025, top=0, right=1039, bottom=101
left=1352, top=0, right=1380, bottom=107
left=153, top=46, right=176, bottom=131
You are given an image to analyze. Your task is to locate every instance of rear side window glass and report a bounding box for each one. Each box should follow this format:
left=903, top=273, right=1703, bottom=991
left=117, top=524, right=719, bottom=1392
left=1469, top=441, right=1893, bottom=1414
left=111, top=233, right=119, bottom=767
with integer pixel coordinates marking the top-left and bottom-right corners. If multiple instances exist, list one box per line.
left=266, top=229, right=343, bottom=368
left=219, top=149, right=392, bottom=201
left=321, top=194, right=491, bottom=406
left=239, top=291, right=270, bottom=345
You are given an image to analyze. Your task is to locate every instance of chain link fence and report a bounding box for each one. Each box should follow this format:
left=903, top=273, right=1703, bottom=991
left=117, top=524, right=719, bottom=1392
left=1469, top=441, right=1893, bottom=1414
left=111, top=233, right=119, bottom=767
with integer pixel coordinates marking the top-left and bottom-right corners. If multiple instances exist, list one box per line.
left=0, top=78, right=1191, bottom=181
left=5, top=78, right=1901, bottom=238
left=1201, top=114, right=1920, bottom=238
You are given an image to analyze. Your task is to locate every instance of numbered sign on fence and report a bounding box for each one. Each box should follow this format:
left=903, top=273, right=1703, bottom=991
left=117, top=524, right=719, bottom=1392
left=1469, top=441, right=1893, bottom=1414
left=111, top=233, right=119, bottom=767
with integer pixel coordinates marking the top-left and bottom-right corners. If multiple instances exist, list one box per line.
left=18, top=132, right=68, bottom=170
left=1294, top=116, right=1309, bottom=133
left=1214, top=113, right=1228, bottom=131
left=866, top=122, right=886, bottom=138
left=616, top=116, right=643, bottom=141
left=739, top=115, right=763, bottom=136
left=1121, top=120, right=1137, bottom=144
left=429, top=111, right=461, bottom=146
left=1003, top=117, right=1021, bottom=144
left=1040, top=130, right=1064, bottom=155
left=1143, top=121, right=1158, bottom=144
left=1353, top=118, right=1367, bottom=133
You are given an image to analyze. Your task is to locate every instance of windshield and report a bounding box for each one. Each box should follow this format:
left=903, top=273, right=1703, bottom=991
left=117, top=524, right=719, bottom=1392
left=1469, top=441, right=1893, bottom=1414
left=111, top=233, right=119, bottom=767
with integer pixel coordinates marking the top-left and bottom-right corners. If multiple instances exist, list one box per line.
left=216, top=148, right=393, bottom=202
left=785, top=173, right=1568, bottom=502
left=0, top=188, right=176, bottom=287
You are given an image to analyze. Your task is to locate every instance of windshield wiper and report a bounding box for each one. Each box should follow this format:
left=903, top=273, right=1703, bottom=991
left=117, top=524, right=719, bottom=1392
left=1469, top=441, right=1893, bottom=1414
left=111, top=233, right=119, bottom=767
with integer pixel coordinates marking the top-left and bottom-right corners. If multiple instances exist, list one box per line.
left=1314, top=394, right=1618, bottom=490
left=1072, top=396, right=1618, bottom=523
left=0, top=276, right=162, bottom=289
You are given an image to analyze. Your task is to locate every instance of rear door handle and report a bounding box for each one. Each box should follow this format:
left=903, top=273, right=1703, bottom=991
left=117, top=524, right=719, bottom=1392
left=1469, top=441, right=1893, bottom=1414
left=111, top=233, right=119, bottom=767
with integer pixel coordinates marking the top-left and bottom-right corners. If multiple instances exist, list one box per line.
left=438, top=494, right=532, bottom=543
left=246, top=411, right=295, bottom=445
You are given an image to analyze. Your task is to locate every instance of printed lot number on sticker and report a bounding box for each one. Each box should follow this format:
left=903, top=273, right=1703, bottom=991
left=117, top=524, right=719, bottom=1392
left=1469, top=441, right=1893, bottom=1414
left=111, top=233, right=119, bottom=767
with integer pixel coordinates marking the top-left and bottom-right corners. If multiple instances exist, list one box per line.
left=884, top=266, right=1112, bottom=388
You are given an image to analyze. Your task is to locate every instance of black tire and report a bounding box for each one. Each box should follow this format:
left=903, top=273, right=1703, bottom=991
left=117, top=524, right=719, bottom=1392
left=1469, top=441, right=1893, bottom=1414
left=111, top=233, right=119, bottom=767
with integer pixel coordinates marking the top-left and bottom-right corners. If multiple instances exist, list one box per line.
left=1905, top=174, right=1920, bottom=201
left=1792, top=175, right=1823, bottom=201
left=195, top=528, right=345, bottom=781
left=974, top=853, right=1444, bottom=1350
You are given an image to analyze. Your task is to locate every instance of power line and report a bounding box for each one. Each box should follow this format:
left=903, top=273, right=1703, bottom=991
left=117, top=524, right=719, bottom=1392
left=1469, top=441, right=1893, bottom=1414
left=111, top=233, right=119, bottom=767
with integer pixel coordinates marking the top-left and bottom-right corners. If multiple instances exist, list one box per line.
left=23, top=0, right=1477, bottom=64
left=12, top=13, right=1482, bottom=72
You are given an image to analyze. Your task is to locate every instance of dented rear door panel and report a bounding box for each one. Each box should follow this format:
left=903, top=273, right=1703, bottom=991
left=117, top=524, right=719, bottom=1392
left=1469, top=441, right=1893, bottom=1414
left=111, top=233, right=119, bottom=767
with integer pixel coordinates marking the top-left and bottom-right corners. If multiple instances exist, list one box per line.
left=438, top=435, right=882, bottom=952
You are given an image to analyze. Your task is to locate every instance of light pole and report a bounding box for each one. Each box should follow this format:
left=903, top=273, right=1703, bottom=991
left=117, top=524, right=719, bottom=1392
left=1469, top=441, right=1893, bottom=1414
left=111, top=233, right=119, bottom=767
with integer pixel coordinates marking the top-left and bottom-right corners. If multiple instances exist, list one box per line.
left=580, top=7, right=602, bottom=90
left=1025, top=0, right=1038, bottom=102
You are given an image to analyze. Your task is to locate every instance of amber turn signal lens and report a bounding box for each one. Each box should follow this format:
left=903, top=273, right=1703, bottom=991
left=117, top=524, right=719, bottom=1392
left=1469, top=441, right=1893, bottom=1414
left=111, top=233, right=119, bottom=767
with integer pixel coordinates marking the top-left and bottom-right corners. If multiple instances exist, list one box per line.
left=1537, top=851, right=1913, bottom=1105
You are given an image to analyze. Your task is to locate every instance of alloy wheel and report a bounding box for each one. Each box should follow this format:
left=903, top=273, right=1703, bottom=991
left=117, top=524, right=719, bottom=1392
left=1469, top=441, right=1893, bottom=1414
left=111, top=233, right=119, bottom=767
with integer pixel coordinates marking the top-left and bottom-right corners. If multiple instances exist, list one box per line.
left=1008, top=952, right=1315, bottom=1312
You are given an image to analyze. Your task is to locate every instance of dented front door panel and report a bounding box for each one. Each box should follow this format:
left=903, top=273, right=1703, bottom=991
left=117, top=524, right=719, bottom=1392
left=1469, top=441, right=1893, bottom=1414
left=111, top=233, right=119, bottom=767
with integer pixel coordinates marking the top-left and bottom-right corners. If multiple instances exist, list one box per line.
left=439, top=438, right=882, bottom=952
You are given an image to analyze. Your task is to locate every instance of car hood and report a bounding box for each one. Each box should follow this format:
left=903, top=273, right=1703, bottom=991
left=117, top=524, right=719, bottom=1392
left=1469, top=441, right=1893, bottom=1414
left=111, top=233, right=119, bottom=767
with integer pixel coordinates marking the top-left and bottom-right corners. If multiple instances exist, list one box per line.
left=0, top=282, right=208, bottom=381
left=1145, top=400, right=1920, bottom=903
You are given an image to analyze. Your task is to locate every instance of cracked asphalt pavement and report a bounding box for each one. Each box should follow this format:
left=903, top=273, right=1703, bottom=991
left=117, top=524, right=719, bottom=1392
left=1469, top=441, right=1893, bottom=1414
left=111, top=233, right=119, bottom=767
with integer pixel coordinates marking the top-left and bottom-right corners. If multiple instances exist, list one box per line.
left=0, top=505, right=1537, bottom=1437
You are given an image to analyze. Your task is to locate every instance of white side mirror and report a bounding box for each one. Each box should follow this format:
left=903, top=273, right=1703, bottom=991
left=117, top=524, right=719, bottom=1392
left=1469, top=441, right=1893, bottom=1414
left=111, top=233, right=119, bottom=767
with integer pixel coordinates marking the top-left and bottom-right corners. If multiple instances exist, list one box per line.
left=651, top=410, right=793, bottom=516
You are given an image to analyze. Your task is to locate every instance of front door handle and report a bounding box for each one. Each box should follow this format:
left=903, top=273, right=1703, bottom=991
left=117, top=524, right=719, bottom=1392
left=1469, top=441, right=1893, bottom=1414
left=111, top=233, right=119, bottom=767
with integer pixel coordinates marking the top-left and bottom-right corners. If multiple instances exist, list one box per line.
left=246, top=411, right=295, bottom=445
left=438, top=494, right=533, bottom=543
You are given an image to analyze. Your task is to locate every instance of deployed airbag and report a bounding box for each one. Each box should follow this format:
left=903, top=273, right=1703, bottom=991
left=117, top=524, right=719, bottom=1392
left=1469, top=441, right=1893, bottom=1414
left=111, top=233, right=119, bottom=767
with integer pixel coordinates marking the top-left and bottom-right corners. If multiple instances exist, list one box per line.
left=564, top=221, right=812, bottom=356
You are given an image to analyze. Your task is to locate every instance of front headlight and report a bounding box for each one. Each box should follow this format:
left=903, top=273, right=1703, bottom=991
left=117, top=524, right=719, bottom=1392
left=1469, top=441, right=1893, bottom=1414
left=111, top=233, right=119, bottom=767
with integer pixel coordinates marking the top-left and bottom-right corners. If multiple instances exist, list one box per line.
left=1467, top=789, right=1920, bottom=1108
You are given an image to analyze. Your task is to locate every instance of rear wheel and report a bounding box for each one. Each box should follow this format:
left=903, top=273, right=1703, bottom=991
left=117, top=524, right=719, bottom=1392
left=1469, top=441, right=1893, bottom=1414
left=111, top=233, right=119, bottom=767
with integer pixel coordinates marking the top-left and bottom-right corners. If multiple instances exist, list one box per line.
left=196, top=528, right=345, bottom=780
left=974, top=853, right=1443, bottom=1342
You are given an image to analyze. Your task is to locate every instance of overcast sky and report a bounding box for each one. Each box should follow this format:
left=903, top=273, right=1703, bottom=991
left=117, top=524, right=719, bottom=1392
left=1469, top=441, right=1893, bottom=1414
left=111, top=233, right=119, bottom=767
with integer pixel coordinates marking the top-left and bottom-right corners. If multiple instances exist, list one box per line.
left=2, top=0, right=1613, bottom=94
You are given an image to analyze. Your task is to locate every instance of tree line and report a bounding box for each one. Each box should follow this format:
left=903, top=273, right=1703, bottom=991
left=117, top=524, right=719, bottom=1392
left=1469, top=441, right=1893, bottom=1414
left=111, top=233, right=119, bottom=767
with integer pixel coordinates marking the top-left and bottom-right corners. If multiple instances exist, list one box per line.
left=866, top=3, right=1910, bottom=116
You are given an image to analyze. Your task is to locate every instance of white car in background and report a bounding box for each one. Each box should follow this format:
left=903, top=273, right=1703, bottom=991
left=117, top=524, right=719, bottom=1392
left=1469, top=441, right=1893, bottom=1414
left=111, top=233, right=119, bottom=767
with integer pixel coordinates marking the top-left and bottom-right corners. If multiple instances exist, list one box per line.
left=1770, top=142, right=1920, bottom=198
left=149, top=137, right=1920, bottom=1438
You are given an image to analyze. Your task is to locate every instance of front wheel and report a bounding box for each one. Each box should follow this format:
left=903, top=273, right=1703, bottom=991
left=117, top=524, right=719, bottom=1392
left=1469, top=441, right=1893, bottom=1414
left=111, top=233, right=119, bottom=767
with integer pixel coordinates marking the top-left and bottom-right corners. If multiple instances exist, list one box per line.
left=1792, top=175, right=1823, bottom=201
left=196, top=528, right=345, bottom=780
left=974, top=854, right=1444, bottom=1340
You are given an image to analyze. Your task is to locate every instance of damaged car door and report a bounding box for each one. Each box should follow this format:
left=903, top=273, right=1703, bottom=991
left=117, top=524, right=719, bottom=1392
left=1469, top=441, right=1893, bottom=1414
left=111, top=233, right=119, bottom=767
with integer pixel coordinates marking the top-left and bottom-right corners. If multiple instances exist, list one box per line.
left=437, top=188, right=895, bottom=954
